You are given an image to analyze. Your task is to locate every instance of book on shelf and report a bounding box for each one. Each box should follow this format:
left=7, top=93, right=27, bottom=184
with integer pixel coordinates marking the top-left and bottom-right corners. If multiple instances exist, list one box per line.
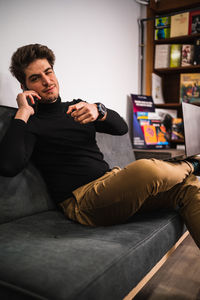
left=170, top=12, right=189, bottom=38
left=155, top=16, right=171, bottom=40
left=152, top=73, right=164, bottom=104
left=154, top=44, right=171, bottom=69
left=171, top=118, right=184, bottom=140
left=181, top=44, right=194, bottom=66
left=193, top=39, right=200, bottom=65
left=189, top=9, right=200, bottom=35
left=170, top=44, right=181, bottom=67
left=131, top=94, right=169, bottom=149
left=180, top=73, right=200, bottom=103
left=156, top=109, right=178, bottom=142
left=143, top=124, right=157, bottom=145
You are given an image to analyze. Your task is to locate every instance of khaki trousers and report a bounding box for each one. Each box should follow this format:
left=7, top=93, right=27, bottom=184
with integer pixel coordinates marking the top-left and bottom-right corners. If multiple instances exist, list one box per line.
left=60, top=159, right=200, bottom=248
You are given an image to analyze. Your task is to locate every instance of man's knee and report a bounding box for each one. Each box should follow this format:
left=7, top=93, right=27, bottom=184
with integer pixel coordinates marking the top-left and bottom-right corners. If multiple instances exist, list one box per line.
left=130, top=159, right=165, bottom=181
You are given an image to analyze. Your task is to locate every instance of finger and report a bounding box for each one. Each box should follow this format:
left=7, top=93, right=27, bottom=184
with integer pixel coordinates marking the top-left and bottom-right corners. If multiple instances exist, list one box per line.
left=24, top=90, right=41, bottom=97
left=67, top=102, right=87, bottom=115
left=72, top=107, right=93, bottom=121
left=27, top=95, right=35, bottom=105
left=25, top=94, right=35, bottom=105
left=74, top=111, right=97, bottom=123
left=79, top=116, right=94, bottom=124
left=71, top=106, right=86, bottom=118
left=74, top=112, right=90, bottom=122
left=33, top=93, right=41, bottom=100
left=24, top=91, right=41, bottom=105
left=67, top=105, right=78, bottom=114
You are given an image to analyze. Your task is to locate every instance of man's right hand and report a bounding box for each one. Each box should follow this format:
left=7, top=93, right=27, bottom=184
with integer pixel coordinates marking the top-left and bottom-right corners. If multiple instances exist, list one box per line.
left=15, top=91, right=41, bottom=123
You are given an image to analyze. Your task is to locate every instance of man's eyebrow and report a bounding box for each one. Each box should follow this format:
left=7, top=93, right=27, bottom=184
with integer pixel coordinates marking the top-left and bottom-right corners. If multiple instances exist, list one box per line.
left=28, top=67, right=53, bottom=80
left=45, top=67, right=53, bottom=73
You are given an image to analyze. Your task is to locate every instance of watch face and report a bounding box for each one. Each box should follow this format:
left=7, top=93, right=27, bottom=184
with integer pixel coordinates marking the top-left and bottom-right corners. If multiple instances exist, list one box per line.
left=96, top=103, right=107, bottom=119
left=99, top=103, right=106, bottom=114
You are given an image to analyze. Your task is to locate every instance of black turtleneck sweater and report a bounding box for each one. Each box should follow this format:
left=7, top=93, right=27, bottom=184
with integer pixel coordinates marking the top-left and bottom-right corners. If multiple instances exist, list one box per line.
left=0, top=98, right=128, bottom=203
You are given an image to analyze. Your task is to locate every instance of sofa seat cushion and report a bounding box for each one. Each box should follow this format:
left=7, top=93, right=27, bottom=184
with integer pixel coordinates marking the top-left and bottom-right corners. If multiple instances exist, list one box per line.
left=0, top=209, right=185, bottom=300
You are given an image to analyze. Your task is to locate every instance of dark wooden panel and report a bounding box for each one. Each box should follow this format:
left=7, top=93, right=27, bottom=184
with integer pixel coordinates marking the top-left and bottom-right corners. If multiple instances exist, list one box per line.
left=145, top=7, right=154, bottom=96
left=162, top=73, right=180, bottom=102
left=150, top=0, right=200, bottom=13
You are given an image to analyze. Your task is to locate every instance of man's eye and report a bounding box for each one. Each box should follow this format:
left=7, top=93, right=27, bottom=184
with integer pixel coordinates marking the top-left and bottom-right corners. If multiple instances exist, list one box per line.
left=31, top=77, right=38, bottom=82
left=46, top=71, right=53, bottom=75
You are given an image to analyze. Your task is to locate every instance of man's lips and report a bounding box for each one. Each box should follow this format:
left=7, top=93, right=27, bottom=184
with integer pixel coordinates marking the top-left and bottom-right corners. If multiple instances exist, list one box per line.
left=43, top=85, right=56, bottom=93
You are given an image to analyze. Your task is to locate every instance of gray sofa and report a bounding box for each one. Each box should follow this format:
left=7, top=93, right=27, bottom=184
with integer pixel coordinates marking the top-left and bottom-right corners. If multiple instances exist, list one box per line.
left=0, top=105, right=186, bottom=300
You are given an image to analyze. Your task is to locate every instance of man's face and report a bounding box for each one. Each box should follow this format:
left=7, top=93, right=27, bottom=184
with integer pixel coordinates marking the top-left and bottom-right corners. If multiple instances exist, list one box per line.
left=24, top=58, right=59, bottom=103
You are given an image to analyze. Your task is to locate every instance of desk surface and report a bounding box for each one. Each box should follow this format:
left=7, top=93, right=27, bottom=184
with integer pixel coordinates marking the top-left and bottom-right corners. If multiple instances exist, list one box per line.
left=133, top=148, right=185, bottom=160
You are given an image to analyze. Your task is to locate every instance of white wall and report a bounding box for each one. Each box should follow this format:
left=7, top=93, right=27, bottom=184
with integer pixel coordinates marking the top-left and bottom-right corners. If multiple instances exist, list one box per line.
left=0, top=0, right=142, bottom=125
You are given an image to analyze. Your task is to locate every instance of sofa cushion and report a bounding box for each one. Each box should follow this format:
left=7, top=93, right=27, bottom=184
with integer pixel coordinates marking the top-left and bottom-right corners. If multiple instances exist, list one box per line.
left=0, top=106, right=55, bottom=224
left=0, top=209, right=185, bottom=300
left=0, top=164, right=55, bottom=224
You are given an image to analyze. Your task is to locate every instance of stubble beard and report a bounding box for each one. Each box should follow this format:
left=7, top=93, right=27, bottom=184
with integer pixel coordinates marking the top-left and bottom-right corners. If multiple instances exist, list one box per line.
left=39, top=95, right=58, bottom=104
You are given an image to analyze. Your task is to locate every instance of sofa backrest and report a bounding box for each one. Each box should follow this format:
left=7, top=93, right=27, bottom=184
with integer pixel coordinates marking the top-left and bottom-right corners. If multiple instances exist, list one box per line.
left=96, top=132, right=135, bottom=168
left=0, top=106, right=55, bottom=224
left=0, top=105, right=135, bottom=223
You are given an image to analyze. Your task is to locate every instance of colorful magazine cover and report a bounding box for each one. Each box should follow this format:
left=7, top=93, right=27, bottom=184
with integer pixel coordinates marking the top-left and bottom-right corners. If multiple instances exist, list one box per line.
left=155, top=16, right=171, bottom=40
left=143, top=125, right=157, bottom=145
left=181, top=45, right=194, bottom=66
left=180, top=73, right=200, bottom=103
left=189, top=10, right=200, bottom=34
left=131, top=94, right=169, bottom=149
left=170, top=44, right=181, bottom=67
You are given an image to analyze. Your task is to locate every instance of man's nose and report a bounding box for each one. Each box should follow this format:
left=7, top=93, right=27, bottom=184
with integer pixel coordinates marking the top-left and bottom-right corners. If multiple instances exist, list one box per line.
left=42, top=74, right=51, bottom=86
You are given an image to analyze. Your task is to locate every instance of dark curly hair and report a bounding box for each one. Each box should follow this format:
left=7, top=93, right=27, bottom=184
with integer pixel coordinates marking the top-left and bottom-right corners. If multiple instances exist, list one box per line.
left=10, top=44, right=55, bottom=85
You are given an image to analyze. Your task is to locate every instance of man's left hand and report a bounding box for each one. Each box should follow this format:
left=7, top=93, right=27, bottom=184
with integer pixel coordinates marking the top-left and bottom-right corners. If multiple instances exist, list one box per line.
left=67, top=102, right=99, bottom=124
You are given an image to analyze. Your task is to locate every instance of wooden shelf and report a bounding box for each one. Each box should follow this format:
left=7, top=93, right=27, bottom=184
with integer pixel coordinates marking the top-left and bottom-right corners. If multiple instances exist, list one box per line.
left=145, top=1, right=200, bottom=151
left=155, top=103, right=181, bottom=109
left=154, top=65, right=200, bottom=74
left=155, top=102, right=200, bottom=107
left=155, top=102, right=200, bottom=110
left=155, top=33, right=200, bottom=44
left=170, top=139, right=184, bottom=144
left=145, top=1, right=200, bottom=97
left=150, top=0, right=200, bottom=14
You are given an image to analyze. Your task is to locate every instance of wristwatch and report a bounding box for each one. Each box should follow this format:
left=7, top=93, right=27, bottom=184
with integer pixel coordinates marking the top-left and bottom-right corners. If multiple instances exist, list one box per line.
left=95, top=103, right=107, bottom=120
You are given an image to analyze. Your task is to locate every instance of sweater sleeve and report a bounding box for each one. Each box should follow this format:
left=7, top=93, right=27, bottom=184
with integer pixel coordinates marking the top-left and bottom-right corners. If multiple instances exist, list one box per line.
left=0, top=119, right=36, bottom=177
left=94, top=108, right=128, bottom=135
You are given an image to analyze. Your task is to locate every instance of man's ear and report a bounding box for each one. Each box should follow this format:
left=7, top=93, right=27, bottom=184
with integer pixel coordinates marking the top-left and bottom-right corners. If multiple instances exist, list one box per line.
left=21, top=83, right=27, bottom=91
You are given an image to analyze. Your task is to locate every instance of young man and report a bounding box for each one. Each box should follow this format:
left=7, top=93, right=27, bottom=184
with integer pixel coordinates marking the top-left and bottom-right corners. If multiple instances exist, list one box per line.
left=0, top=44, right=200, bottom=248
